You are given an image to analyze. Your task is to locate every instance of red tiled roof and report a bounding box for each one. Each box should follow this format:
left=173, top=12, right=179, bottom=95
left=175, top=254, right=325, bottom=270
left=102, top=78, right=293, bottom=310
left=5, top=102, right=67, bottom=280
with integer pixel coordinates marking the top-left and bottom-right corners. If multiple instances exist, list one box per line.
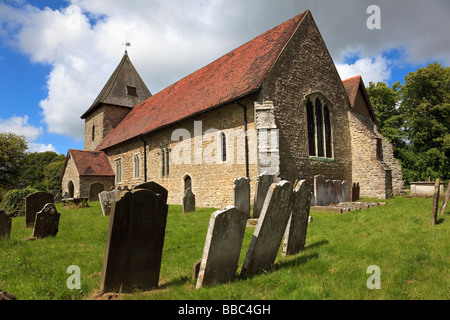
left=342, top=75, right=362, bottom=107
left=96, top=11, right=308, bottom=151
left=68, top=149, right=115, bottom=176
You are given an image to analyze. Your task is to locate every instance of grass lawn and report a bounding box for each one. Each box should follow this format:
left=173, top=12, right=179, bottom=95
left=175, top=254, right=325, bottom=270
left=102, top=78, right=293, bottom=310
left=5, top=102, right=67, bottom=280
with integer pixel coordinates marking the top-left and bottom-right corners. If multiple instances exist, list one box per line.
left=0, top=195, right=448, bottom=300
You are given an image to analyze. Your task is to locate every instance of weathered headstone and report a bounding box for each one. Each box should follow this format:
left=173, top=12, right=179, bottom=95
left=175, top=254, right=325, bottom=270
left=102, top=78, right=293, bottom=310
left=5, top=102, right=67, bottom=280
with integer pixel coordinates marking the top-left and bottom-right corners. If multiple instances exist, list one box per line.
left=326, top=179, right=335, bottom=205
left=352, top=183, right=360, bottom=202
left=27, top=203, right=61, bottom=240
left=100, top=188, right=168, bottom=293
left=439, top=181, right=450, bottom=216
left=233, top=177, right=250, bottom=219
left=25, top=192, right=54, bottom=228
left=132, top=181, right=168, bottom=204
left=98, top=190, right=120, bottom=216
left=54, top=192, right=62, bottom=203
left=431, top=179, right=440, bottom=226
left=333, top=180, right=343, bottom=204
left=314, top=175, right=327, bottom=206
left=342, top=180, right=351, bottom=202
left=0, top=210, right=12, bottom=240
left=241, top=180, right=293, bottom=277
left=253, top=173, right=274, bottom=218
left=196, top=206, right=247, bottom=288
left=282, top=180, right=312, bottom=256
left=183, top=188, right=196, bottom=213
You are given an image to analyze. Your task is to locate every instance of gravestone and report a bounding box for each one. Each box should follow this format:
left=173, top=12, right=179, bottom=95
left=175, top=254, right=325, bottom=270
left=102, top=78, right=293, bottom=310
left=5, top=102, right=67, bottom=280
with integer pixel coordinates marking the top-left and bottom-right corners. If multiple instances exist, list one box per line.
left=132, top=181, right=168, bottom=204
left=342, top=181, right=351, bottom=202
left=253, top=173, right=274, bottom=218
left=282, top=180, right=312, bottom=256
left=326, top=179, right=335, bottom=205
left=431, top=179, right=440, bottom=226
left=183, top=188, right=196, bottom=213
left=439, top=181, right=450, bottom=215
left=98, top=190, right=120, bottom=216
left=196, top=206, right=247, bottom=288
left=233, top=177, right=250, bottom=218
left=314, top=175, right=327, bottom=206
left=352, top=183, right=360, bottom=202
left=333, top=180, right=343, bottom=204
left=241, top=180, right=293, bottom=277
left=0, top=210, right=12, bottom=240
left=100, top=188, right=168, bottom=293
left=25, top=191, right=54, bottom=228
left=27, top=203, right=61, bottom=240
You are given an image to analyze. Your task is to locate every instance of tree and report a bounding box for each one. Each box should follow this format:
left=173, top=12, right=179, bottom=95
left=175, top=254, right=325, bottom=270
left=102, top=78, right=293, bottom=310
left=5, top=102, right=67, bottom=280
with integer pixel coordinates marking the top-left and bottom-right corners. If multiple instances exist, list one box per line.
left=0, top=133, right=28, bottom=190
left=367, top=81, right=405, bottom=159
left=44, top=158, right=66, bottom=190
left=401, top=62, right=450, bottom=181
left=18, top=151, right=65, bottom=190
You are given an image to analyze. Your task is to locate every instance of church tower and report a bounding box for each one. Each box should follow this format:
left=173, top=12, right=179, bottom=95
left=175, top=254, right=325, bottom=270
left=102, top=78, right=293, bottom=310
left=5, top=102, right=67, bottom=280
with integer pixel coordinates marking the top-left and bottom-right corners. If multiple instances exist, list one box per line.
left=81, top=51, right=152, bottom=151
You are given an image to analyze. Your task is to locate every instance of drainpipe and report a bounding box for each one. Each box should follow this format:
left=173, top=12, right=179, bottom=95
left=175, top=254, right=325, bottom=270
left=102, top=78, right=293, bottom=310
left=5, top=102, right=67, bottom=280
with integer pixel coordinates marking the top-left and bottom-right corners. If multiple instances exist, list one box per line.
left=139, top=134, right=148, bottom=182
left=236, top=100, right=250, bottom=179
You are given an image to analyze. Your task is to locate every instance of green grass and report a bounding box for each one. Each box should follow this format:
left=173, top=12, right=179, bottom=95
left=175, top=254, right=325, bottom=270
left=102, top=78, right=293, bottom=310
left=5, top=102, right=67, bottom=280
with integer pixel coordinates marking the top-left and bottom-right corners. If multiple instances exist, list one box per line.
left=0, top=196, right=449, bottom=300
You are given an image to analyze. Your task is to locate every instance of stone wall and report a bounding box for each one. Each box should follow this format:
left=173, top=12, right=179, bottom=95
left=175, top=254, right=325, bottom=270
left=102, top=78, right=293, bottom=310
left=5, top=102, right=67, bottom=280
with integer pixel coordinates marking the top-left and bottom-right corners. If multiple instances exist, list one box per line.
left=61, top=155, right=81, bottom=198
left=260, top=12, right=353, bottom=189
left=105, top=95, right=259, bottom=208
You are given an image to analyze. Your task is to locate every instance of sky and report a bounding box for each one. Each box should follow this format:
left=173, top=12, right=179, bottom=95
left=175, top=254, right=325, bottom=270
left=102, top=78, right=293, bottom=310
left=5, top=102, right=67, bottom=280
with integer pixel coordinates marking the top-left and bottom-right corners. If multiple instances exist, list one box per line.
left=0, top=0, right=449, bottom=155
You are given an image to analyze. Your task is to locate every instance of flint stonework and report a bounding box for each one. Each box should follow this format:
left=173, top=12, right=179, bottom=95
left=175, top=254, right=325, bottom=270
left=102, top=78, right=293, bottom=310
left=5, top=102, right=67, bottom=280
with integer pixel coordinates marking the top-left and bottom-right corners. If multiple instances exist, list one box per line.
left=241, top=181, right=293, bottom=277
left=283, top=180, right=312, bottom=256
left=100, top=189, right=168, bottom=293
left=25, top=192, right=54, bottom=228
left=233, top=177, right=250, bottom=218
left=183, top=188, right=196, bottom=213
left=253, top=173, right=274, bottom=218
left=29, top=203, right=61, bottom=239
left=196, top=206, right=247, bottom=288
left=0, top=210, right=12, bottom=240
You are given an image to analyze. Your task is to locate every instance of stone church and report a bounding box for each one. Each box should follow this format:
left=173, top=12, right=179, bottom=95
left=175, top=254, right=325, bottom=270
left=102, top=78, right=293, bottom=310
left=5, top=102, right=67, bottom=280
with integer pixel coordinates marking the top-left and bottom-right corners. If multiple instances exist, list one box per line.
left=61, top=10, right=404, bottom=207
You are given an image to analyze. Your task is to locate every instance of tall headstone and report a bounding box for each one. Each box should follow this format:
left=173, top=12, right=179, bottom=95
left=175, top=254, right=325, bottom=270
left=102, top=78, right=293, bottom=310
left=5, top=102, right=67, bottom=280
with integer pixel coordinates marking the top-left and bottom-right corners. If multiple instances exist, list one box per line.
left=233, top=177, right=250, bottom=219
left=253, top=173, right=274, bottom=218
left=28, top=203, right=61, bottom=240
left=100, top=188, right=168, bottom=293
left=314, top=175, right=327, bottom=206
left=352, top=183, right=360, bottom=202
left=0, top=210, right=12, bottom=240
left=342, top=180, right=351, bottom=202
left=431, top=179, right=440, bottom=226
left=196, top=206, right=247, bottom=288
left=132, top=181, right=168, bottom=204
left=326, top=179, right=335, bottom=205
left=282, top=180, right=312, bottom=256
left=241, top=181, right=293, bottom=277
left=183, top=188, right=196, bottom=213
left=25, top=192, right=54, bottom=227
left=333, top=180, right=343, bottom=204
left=439, top=181, right=450, bottom=216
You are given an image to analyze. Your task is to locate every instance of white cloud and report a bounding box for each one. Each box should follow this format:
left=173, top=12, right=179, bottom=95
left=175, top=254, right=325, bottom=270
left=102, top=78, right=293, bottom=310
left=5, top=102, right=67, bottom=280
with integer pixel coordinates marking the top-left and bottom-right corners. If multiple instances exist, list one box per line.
left=336, top=55, right=392, bottom=84
left=0, top=115, right=56, bottom=153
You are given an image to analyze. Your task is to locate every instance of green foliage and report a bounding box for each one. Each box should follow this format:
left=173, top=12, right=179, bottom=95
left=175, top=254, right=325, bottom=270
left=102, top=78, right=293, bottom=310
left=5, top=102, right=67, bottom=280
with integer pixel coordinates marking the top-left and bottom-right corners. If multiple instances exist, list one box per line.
left=0, top=133, right=28, bottom=190
left=0, top=187, right=39, bottom=216
left=367, top=62, right=450, bottom=183
left=43, top=159, right=66, bottom=190
left=18, top=152, right=66, bottom=191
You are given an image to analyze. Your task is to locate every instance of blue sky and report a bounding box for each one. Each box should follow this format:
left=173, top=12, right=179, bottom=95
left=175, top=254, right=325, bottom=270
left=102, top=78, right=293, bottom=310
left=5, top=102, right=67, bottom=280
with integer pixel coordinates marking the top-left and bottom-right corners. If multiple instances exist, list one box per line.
left=0, top=0, right=449, bottom=155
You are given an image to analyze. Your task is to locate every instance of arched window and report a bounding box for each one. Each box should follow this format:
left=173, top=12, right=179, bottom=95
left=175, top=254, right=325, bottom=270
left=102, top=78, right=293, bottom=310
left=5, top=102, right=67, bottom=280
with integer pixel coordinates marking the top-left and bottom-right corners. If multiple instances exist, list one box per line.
left=134, top=154, right=140, bottom=178
left=220, top=132, right=227, bottom=162
left=306, top=94, right=334, bottom=159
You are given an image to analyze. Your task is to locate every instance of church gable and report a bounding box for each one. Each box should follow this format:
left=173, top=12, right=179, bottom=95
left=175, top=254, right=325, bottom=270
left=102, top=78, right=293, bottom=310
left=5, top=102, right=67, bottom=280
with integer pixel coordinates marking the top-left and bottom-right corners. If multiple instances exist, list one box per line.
left=343, top=75, right=377, bottom=124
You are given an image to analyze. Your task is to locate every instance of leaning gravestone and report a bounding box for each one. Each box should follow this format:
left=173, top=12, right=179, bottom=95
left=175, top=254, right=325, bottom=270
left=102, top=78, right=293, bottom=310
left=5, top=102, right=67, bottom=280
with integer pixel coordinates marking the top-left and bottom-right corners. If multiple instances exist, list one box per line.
left=25, top=191, right=54, bottom=228
left=439, top=181, right=450, bottom=216
left=100, top=188, right=168, bottom=293
left=283, top=180, right=312, bottom=256
left=431, top=179, right=440, bottom=226
left=233, top=177, right=250, bottom=219
left=0, top=210, right=12, bottom=240
left=98, top=190, right=120, bottom=216
left=241, top=181, right=293, bottom=277
left=253, top=173, right=274, bottom=218
left=27, top=203, right=61, bottom=240
left=132, top=181, right=168, bottom=204
left=183, top=188, right=196, bottom=213
left=196, top=206, right=247, bottom=288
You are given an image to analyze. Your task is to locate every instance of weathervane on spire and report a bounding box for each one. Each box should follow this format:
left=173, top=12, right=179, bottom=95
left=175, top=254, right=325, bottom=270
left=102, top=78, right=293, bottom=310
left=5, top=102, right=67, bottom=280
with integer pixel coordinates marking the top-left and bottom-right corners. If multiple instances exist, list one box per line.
left=123, top=41, right=131, bottom=55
